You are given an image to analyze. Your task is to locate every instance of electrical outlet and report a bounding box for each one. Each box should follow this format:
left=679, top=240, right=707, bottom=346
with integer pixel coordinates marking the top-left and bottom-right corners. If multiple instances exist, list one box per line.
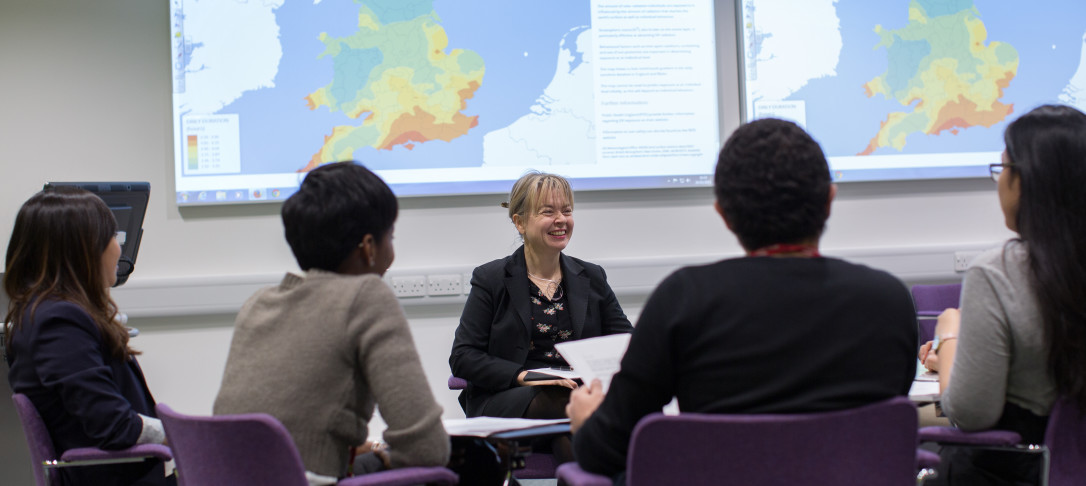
left=390, top=276, right=427, bottom=298
left=427, top=274, right=462, bottom=296
left=462, top=273, right=472, bottom=295
left=953, top=251, right=983, bottom=272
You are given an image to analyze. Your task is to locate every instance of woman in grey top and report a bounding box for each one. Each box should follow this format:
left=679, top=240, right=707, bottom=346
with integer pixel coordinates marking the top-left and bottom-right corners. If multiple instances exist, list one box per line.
left=920, top=105, right=1086, bottom=485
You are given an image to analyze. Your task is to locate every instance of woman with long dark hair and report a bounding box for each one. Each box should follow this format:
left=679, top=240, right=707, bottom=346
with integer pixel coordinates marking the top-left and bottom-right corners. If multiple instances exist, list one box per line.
left=4, top=186, right=173, bottom=485
left=925, top=104, right=1086, bottom=484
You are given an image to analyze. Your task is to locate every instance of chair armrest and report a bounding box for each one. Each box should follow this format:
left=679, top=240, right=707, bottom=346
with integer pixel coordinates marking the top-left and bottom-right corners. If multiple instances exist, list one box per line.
left=556, top=462, right=612, bottom=486
left=448, top=376, right=468, bottom=390
left=916, top=448, right=940, bottom=469
left=337, top=467, right=458, bottom=486
left=918, top=426, right=1022, bottom=446
left=59, top=443, right=173, bottom=463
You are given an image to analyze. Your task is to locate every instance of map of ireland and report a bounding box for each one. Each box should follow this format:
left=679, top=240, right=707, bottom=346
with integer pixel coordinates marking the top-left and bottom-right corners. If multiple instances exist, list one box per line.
left=859, top=0, right=1019, bottom=155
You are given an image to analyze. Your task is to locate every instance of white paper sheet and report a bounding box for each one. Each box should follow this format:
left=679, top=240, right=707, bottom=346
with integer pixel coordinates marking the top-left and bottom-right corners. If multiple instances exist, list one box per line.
left=915, top=358, right=939, bottom=382
left=554, top=333, right=631, bottom=392
left=909, top=380, right=940, bottom=402
left=443, top=417, right=570, bottom=437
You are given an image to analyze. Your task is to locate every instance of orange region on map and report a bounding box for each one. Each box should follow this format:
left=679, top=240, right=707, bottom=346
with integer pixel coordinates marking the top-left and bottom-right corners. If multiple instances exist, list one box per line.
left=378, top=106, right=480, bottom=150
left=858, top=1, right=1018, bottom=155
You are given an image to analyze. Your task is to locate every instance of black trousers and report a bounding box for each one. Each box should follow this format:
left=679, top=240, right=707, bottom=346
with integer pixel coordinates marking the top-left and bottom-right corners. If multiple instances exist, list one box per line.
left=930, top=402, right=1049, bottom=486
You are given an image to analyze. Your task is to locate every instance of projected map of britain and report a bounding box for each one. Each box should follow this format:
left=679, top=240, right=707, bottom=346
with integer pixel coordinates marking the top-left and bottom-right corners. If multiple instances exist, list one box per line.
left=300, top=1, right=485, bottom=171
left=742, top=0, right=1086, bottom=162
left=174, top=0, right=599, bottom=177
left=858, top=0, right=1019, bottom=155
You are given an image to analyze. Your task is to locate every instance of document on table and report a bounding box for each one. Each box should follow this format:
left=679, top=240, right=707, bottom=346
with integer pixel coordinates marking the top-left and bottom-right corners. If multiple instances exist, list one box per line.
left=443, top=417, right=570, bottom=437
left=910, top=358, right=941, bottom=401
left=909, top=380, right=940, bottom=402
left=915, top=358, right=939, bottom=382
left=554, top=333, right=631, bottom=392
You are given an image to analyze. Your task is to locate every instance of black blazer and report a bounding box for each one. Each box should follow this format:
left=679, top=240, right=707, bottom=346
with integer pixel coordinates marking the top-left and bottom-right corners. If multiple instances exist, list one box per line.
left=6, top=299, right=171, bottom=486
left=450, top=246, right=632, bottom=413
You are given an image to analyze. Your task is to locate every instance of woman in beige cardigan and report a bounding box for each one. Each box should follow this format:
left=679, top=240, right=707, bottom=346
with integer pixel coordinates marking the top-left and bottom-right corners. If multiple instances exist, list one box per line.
left=214, top=162, right=449, bottom=483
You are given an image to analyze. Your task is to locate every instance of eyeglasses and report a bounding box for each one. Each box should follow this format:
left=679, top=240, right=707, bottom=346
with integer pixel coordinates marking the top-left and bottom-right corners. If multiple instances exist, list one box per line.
left=989, top=163, right=1013, bottom=182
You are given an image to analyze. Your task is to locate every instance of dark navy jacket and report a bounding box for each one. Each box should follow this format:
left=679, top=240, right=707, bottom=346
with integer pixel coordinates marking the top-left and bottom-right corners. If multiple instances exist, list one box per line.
left=6, top=299, right=171, bottom=486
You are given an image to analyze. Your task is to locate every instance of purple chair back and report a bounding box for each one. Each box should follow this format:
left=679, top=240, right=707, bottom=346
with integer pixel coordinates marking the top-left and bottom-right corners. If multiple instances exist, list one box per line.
left=624, top=397, right=919, bottom=486
left=518, top=452, right=560, bottom=479
left=911, top=284, right=962, bottom=344
left=157, top=404, right=458, bottom=486
left=157, top=403, right=310, bottom=486
left=1046, top=397, right=1086, bottom=485
left=12, top=393, right=60, bottom=486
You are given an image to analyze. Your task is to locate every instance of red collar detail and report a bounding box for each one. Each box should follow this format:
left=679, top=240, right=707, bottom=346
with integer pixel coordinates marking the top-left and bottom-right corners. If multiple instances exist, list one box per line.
left=748, top=243, right=821, bottom=258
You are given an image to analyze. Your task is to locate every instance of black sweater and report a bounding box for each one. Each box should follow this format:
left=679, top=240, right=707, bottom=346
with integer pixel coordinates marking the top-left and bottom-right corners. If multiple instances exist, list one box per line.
left=572, top=257, right=918, bottom=478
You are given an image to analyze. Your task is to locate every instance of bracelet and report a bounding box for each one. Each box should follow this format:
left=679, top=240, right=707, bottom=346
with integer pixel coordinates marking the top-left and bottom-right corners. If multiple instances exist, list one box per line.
left=934, top=335, right=958, bottom=355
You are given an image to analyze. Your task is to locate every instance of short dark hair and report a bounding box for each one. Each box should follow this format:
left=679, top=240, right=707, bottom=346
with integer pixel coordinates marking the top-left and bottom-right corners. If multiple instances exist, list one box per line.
left=281, top=162, right=398, bottom=271
left=714, top=118, right=831, bottom=251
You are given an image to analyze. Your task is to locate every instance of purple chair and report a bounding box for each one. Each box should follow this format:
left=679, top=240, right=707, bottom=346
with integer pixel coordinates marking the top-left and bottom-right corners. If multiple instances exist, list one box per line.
left=920, top=396, right=1086, bottom=485
left=12, top=393, right=173, bottom=486
left=155, top=404, right=457, bottom=486
left=558, top=397, right=920, bottom=486
left=447, top=376, right=468, bottom=390
left=1046, top=396, right=1086, bottom=485
left=910, top=284, right=962, bottom=345
left=448, top=375, right=560, bottom=479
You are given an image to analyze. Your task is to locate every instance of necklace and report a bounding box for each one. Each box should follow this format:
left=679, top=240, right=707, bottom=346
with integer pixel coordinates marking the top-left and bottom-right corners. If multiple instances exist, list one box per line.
left=527, top=271, right=563, bottom=300
left=527, top=271, right=561, bottom=285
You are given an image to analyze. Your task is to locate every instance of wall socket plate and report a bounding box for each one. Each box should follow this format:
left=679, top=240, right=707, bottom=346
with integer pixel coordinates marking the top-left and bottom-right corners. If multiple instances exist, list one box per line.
left=390, top=276, right=427, bottom=297
left=427, top=274, right=462, bottom=296
left=953, top=250, right=984, bottom=272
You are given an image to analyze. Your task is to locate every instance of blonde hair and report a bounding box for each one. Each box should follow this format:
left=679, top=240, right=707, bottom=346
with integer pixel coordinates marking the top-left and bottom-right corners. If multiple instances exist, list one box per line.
left=502, top=171, right=574, bottom=224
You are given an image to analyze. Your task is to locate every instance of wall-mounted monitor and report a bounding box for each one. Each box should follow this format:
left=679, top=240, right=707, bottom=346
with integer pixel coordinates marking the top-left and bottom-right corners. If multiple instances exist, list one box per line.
left=737, top=0, right=1086, bottom=182
left=42, top=182, right=149, bottom=287
left=169, top=0, right=723, bottom=205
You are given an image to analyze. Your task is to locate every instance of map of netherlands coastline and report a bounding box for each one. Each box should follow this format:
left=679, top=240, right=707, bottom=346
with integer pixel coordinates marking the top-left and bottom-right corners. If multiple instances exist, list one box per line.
left=859, top=0, right=1018, bottom=156
left=300, top=1, right=485, bottom=171
left=483, top=27, right=595, bottom=167
left=1059, top=32, right=1086, bottom=111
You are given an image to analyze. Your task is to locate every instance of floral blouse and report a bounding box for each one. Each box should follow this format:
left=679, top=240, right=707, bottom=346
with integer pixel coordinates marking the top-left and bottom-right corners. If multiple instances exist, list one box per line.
left=526, top=280, right=573, bottom=367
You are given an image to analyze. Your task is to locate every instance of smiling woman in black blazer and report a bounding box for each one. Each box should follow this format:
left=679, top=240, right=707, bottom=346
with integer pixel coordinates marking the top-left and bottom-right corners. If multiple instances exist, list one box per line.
left=450, top=172, right=632, bottom=421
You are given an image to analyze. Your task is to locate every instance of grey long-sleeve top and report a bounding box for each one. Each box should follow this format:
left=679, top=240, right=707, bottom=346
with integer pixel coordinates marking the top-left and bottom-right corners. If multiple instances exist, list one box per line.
left=214, top=270, right=449, bottom=477
left=941, top=242, right=1057, bottom=430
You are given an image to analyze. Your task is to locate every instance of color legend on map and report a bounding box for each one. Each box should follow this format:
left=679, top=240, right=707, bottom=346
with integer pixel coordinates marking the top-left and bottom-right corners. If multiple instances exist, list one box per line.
left=181, top=114, right=241, bottom=175
left=187, top=135, right=199, bottom=170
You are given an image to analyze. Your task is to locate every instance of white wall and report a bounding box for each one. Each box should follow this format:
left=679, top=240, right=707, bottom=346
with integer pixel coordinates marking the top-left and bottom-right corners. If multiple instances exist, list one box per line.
left=0, top=1, right=1014, bottom=482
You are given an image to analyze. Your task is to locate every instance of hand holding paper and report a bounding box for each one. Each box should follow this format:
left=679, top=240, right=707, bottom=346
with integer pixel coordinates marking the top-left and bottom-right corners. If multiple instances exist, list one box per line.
left=567, top=379, right=604, bottom=433
left=554, top=333, right=631, bottom=393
